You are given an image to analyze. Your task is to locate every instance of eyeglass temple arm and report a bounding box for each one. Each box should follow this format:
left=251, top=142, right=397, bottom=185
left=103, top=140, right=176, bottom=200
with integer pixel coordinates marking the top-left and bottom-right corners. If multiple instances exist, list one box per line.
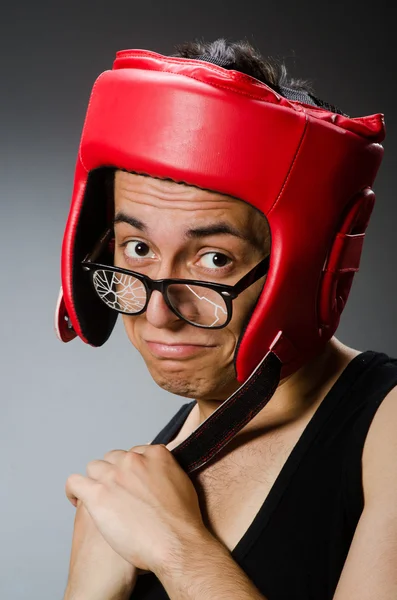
left=82, top=228, right=114, bottom=263
left=232, top=254, right=270, bottom=295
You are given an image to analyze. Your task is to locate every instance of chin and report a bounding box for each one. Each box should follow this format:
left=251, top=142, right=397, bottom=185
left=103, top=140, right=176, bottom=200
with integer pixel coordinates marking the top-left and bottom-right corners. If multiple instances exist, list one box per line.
left=146, top=359, right=239, bottom=401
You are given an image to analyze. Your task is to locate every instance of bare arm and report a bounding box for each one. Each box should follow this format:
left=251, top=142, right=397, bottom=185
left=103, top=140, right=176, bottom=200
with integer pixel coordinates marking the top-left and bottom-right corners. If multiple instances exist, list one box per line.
left=62, top=498, right=138, bottom=600
left=331, top=385, right=397, bottom=599
left=154, top=529, right=268, bottom=600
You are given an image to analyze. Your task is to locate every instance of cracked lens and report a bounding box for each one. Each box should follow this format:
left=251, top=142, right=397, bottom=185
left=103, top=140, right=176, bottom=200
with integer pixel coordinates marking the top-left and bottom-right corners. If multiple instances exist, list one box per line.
left=93, top=270, right=146, bottom=312
left=168, top=284, right=228, bottom=326
left=93, top=270, right=228, bottom=326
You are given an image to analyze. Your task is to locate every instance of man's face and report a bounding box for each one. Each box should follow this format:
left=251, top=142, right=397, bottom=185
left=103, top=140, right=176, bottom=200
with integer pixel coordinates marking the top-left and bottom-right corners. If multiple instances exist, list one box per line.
left=113, top=170, right=270, bottom=401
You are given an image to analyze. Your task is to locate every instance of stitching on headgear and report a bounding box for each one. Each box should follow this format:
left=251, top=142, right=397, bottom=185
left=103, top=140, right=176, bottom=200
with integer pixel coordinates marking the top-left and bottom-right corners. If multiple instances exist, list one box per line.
left=268, top=115, right=309, bottom=215
left=114, top=52, right=289, bottom=106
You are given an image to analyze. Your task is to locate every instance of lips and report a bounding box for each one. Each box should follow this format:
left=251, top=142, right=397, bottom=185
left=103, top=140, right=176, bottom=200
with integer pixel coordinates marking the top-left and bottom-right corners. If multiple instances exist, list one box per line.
left=145, top=340, right=212, bottom=346
left=145, top=340, right=215, bottom=359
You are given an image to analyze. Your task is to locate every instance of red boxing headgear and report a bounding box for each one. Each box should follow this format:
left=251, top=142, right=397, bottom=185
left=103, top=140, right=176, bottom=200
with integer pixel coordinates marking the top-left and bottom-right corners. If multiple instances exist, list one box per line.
left=55, top=50, right=385, bottom=471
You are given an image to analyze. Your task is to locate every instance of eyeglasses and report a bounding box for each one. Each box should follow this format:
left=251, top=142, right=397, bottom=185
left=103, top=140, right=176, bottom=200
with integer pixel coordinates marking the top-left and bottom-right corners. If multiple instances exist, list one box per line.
left=81, top=229, right=270, bottom=329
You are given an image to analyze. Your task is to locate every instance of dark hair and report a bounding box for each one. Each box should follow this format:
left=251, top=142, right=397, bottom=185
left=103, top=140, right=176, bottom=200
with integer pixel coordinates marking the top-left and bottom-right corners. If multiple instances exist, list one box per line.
left=173, top=38, right=347, bottom=115
left=174, top=38, right=312, bottom=93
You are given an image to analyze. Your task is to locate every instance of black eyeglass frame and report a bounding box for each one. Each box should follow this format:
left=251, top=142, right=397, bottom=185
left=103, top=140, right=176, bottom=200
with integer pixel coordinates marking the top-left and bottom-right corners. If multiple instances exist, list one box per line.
left=81, top=228, right=270, bottom=329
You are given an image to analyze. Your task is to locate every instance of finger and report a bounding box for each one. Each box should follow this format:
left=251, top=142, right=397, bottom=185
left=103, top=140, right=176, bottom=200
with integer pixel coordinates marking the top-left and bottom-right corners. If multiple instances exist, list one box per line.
left=86, top=458, right=116, bottom=481
left=65, top=472, right=101, bottom=507
left=103, top=449, right=129, bottom=463
left=127, top=444, right=148, bottom=454
left=104, top=449, right=145, bottom=471
left=67, top=495, right=78, bottom=508
left=128, top=444, right=168, bottom=455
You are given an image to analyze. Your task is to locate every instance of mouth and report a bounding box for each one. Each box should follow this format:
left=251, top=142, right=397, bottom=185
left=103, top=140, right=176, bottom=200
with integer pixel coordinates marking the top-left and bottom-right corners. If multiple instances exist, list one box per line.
left=144, top=340, right=216, bottom=359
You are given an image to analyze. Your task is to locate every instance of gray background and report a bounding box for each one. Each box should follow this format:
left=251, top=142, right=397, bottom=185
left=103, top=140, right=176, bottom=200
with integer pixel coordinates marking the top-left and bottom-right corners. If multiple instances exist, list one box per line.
left=0, top=1, right=395, bottom=598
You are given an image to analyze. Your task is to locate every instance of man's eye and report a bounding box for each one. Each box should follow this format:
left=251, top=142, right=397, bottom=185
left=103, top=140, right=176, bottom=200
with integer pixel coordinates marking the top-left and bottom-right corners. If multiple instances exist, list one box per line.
left=198, top=252, right=231, bottom=269
left=124, top=241, right=155, bottom=259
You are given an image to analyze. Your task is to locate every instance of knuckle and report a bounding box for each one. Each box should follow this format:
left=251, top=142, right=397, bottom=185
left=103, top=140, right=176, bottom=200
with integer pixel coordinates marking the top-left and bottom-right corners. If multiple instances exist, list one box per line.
left=103, top=466, right=119, bottom=485
left=151, top=443, right=169, bottom=457
left=65, top=473, right=79, bottom=495
left=65, top=473, right=74, bottom=488
left=125, top=450, right=142, bottom=466
left=124, top=451, right=146, bottom=474
left=103, top=449, right=119, bottom=461
left=85, top=460, right=98, bottom=478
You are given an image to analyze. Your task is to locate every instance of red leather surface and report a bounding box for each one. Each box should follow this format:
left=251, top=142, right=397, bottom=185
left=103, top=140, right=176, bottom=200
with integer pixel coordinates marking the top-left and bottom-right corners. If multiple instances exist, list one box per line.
left=61, top=163, right=90, bottom=344
left=79, top=69, right=306, bottom=213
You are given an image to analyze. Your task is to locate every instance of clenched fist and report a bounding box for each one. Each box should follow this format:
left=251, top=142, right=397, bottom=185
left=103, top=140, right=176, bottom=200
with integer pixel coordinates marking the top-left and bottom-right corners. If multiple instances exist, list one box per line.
left=65, top=444, right=208, bottom=575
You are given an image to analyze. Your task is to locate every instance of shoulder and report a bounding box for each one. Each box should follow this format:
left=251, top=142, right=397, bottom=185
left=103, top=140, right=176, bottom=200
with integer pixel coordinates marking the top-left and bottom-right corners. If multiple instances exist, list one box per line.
left=362, top=383, right=397, bottom=505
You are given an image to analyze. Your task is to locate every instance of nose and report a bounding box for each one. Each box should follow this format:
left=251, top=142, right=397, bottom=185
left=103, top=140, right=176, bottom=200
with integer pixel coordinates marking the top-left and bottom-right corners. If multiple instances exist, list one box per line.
left=145, top=289, right=182, bottom=329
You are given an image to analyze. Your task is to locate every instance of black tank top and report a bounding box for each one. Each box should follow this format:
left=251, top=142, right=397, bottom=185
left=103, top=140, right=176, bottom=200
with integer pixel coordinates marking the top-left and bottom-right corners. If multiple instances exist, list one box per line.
left=130, top=350, right=397, bottom=600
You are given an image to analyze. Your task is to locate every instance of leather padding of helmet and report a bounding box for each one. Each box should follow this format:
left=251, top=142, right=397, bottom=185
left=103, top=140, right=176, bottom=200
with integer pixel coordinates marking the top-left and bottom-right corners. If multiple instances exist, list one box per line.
left=67, top=167, right=117, bottom=346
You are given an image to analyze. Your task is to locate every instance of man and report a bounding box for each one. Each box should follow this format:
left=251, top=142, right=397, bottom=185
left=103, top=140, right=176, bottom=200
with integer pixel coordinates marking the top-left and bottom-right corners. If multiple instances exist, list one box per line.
left=57, top=40, right=397, bottom=599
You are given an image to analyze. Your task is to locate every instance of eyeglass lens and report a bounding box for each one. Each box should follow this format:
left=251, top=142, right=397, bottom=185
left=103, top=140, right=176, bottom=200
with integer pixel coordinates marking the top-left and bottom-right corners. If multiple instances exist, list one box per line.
left=92, top=269, right=228, bottom=327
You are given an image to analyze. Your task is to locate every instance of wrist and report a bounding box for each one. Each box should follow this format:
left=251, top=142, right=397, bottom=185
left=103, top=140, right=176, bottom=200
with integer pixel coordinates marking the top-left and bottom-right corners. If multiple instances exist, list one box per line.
left=153, top=527, right=226, bottom=581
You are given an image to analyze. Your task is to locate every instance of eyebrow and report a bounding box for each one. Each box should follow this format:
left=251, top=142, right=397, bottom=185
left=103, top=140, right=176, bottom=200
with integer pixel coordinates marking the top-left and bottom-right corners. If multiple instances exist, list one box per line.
left=113, top=211, right=253, bottom=245
left=185, top=223, right=250, bottom=243
left=113, top=212, right=147, bottom=232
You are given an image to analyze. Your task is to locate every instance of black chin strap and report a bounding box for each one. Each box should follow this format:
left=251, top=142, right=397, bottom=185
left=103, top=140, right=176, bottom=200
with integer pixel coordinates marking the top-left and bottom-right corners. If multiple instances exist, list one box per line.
left=171, top=352, right=282, bottom=474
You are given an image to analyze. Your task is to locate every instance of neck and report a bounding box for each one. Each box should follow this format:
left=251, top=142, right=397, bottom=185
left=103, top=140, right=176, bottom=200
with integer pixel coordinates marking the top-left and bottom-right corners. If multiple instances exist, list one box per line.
left=194, top=337, right=361, bottom=435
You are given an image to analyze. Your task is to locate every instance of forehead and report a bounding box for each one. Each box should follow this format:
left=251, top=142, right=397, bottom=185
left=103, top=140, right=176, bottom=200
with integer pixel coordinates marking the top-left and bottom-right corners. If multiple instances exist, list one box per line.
left=114, top=170, right=255, bottom=221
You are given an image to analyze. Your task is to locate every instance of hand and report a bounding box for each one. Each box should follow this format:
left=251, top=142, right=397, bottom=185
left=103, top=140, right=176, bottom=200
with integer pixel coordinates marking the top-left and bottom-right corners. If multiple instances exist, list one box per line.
left=65, top=444, right=207, bottom=574
left=63, top=499, right=138, bottom=600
